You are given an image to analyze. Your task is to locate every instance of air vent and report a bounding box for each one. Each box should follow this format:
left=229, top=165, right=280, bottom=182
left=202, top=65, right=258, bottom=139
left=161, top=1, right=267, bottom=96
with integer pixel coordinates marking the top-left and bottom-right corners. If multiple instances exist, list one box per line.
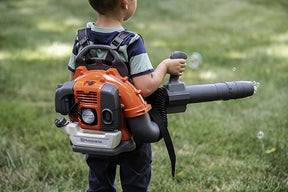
left=76, top=91, right=98, bottom=105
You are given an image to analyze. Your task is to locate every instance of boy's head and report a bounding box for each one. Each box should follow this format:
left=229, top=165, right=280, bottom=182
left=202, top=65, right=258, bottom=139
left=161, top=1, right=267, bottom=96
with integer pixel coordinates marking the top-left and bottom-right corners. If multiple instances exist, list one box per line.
left=89, top=0, right=137, bottom=20
left=89, top=0, right=118, bottom=15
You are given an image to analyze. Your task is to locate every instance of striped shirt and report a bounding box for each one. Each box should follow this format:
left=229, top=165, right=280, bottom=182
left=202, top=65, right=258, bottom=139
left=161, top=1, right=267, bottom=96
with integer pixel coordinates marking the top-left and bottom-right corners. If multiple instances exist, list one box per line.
left=68, top=22, right=154, bottom=77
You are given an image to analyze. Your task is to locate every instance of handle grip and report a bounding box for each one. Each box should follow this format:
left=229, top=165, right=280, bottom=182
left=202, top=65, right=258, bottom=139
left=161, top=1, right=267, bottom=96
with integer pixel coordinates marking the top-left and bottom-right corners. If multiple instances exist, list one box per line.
left=75, top=44, right=123, bottom=66
left=75, top=44, right=129, bottom=77
left=169, top=51, right=187, bottom=84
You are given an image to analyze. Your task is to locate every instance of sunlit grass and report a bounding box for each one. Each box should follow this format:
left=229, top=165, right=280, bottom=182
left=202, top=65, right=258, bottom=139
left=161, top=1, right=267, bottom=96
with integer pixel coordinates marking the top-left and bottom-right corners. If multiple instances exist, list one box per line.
left=0, top=43, right=71, bottom=61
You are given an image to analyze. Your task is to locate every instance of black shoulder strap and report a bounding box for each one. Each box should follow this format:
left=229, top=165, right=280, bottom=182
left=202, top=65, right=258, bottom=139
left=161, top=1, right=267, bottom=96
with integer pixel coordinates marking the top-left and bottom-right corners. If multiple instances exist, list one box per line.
left=110, top=30, right=133, bottom=50
left=77, top=28, right=89, bottom=47
left=105, top=30, right=133, bottom=74
left=77, top=28, right=133, bottom=50
left=146, top=87, right=176, bottom=178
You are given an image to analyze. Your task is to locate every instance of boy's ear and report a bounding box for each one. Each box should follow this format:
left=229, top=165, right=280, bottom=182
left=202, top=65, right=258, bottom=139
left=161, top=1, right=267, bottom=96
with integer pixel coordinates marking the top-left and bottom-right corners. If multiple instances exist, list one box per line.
left=121, top=0, right=128, bottom=9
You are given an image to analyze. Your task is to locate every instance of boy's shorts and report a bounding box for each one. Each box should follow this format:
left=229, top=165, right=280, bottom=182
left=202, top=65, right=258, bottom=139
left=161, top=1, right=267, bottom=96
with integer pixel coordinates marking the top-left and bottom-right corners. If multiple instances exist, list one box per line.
left=86, top=143, right=152, bottom=192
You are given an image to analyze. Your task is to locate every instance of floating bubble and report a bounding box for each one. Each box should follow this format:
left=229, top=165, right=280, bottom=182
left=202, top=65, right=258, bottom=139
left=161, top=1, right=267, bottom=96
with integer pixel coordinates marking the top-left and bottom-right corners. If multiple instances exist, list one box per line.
left=187, top=52, right=202, bottom=69
left=252, top=81, right=260, bottom=94
left=257, top=131, right=264, bottom=140
left=232, top=67, right=237, bottom=72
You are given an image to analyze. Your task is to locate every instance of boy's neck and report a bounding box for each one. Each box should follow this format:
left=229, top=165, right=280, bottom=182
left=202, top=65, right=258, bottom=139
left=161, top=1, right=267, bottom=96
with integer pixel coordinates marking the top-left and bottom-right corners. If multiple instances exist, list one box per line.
left=94, top=13, right=123, bottom=28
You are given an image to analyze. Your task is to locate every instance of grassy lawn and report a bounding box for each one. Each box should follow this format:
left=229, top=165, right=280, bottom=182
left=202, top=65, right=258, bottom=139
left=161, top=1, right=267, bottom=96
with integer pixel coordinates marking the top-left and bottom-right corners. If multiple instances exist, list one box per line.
left=0, top=0, right=287, bottom=191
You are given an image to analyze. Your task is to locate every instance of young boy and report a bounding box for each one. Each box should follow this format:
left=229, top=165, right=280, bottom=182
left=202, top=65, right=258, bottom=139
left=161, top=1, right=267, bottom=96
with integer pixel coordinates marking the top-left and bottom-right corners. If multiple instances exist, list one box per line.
left=67, top=0, right=186, bottom=191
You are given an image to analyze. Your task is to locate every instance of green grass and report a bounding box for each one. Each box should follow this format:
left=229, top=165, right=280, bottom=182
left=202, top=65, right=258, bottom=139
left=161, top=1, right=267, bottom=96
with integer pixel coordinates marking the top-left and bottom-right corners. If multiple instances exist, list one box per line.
left=1, top=0, right=287, bottom=191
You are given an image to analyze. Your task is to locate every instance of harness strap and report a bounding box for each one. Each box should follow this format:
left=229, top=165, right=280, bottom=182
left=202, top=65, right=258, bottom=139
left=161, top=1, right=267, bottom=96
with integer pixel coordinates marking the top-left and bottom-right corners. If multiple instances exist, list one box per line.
left=150, top=108, right=176, bottom=177
left=77, top=28, right=89, bottom=47
left=147, top=87, right=176, bottom=177
left=110, top=30, right=133, bottom=50
left=77, top=28, right=133, bottom=50
left=106, top=30, right=133, bottom=64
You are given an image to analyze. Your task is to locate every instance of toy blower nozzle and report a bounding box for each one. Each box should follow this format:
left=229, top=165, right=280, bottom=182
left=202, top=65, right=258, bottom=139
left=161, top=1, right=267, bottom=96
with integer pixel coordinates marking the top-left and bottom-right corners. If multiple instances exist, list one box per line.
left=149, top=51, right=255, bottom=114
left=165, top=80, right=254, bottom=113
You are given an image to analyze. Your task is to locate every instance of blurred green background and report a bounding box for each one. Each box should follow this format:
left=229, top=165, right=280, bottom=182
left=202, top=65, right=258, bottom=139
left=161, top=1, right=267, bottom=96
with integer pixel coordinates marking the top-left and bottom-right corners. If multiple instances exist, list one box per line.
left=0, top=0, right=287, bottom=191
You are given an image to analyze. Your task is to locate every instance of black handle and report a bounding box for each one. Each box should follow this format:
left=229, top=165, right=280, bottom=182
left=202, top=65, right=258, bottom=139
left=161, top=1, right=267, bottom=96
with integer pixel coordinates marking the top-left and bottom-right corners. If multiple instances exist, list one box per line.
left=169, top=51, right=187, bottom=84
left=75, top=44, right=123, bottom=66
left=75, top=44, right=129, bottom=77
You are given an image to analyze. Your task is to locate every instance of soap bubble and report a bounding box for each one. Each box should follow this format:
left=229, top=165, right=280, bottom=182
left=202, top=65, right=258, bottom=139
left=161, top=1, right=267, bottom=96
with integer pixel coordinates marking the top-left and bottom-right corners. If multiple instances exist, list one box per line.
left=257, top=131, right=264, bottom=140
left=187, top=52, right=202, bottom=69
left=252, top=81, right=260, bottom=94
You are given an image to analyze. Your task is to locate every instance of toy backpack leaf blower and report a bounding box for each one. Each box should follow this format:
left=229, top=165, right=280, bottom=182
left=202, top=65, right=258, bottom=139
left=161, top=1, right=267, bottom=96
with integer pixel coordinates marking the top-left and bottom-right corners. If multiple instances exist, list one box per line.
left=54, top=29, right=255, bottom=177
left=55, top=29, right=161, bottom=156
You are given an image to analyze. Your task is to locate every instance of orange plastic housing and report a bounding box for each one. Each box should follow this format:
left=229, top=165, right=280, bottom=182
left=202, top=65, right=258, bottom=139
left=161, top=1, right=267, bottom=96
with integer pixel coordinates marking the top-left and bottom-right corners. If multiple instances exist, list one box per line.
left=71, top=66, right=151, bottom=141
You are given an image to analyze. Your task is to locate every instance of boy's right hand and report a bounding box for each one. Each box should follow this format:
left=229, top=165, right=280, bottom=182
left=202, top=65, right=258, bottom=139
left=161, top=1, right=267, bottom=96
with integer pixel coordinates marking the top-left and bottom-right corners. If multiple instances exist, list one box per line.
left=133, top=58, right=186, bottom=97
left=164, top=58, right=186, bottom=76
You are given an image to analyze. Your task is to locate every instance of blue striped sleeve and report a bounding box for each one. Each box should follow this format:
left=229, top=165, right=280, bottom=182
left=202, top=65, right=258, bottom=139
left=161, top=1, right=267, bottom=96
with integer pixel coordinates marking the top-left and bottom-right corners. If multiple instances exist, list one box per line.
left=128, top=36, right=154, bottom=77
left=127, top=36, right=147, bottom=58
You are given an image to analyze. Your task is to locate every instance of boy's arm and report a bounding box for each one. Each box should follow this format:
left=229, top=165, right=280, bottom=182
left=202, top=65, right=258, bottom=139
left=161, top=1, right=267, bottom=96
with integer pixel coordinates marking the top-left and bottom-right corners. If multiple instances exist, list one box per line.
left=133, top=58, right=186, bottom=97
left=70, top=71, right=75, bottom=81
